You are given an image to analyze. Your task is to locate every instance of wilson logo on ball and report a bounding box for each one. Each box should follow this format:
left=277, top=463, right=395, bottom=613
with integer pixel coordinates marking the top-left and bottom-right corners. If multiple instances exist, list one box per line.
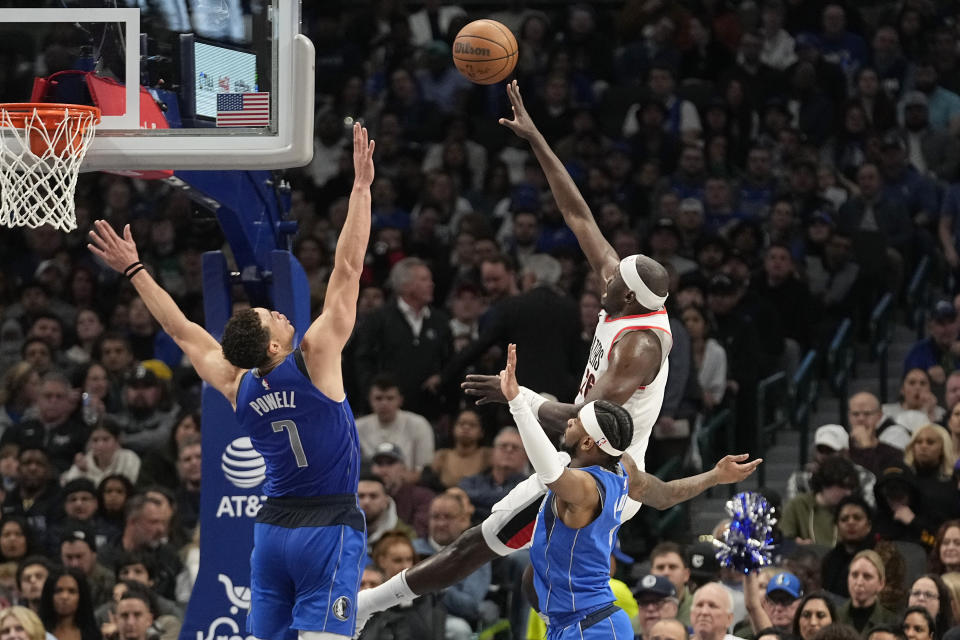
left=453, top=42, right=491, bottom=57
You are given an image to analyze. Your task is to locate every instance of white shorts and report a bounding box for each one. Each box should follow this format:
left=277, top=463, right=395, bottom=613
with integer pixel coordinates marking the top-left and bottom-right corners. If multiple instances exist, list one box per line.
left=480, top=459, right=642, bottom=557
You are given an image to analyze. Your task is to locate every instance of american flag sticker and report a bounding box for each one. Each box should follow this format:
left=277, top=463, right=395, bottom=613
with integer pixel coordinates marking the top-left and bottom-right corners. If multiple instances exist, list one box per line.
left=216, top=92, right=270, bottom=127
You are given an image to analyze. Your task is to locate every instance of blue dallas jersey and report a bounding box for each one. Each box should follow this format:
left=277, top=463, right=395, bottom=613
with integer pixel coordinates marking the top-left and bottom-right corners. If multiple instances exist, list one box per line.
left=530, top=464, right=629, bottom=621
left=235, top=348, right=361, bottom=498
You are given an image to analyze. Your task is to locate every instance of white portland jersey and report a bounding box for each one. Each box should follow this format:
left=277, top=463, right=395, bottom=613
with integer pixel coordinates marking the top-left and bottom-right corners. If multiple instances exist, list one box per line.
left=575, top=308, right=673, bottom=471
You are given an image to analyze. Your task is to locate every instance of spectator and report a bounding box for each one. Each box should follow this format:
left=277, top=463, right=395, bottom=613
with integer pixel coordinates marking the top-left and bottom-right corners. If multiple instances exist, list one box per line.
left=872, top=464, right=932, bottom=548
left=690, top=582, right=736, bottom=640
left=0, top=516, right=38, bottom=565
left=56, top=479, right=118, bottom=553
left=2, top=447, right=62, bottom=539
left=0, top=362, right=40, bottom=434
left=759, top=1, right=797, bottom=71
left=0, top=606, right=45, bottom=640
left=2, top=372, right=87, bottom=473
left=413, top=492, right=491, bottom=638
left=171, top=436, right=200, bottom=534
left=355, top=374, right=435, bottom=478
left=853, top=67, right=898, bottom=133
left=112, top=582, right=157, bottom=640
left=819, top=5, right=867, bottom=81
left=633, top=574, right=679, bottom=640
left=788, top=424, right=876, bottom=507
left=18, top=556, right=52, bottom=613
left=358, top=474, right=414, bottom=552
left=821, top=496, right=876, bottom=597
left=680, top=304, right=726, bottom=413
left=439, top=253, right=581, bottom=402
left=125, top=298, right=181, bottom=371
left=906, top=60, right=960, bottom=135
left=836, top=550, right=898, bottom=633
left=354, top=257, right=452, bottom=419
left=899, top=92, right=959, bottom=182
left=904, top=301, right=960, bottom=397
left=650, top=541, right=694, bottom=625
left=60, top=524, right=114, bottom=608
left=111, top=554, right=182, bottom=621
left=459, top=427, right=528, bottom=523
left=649, top=619, right=689, bottom=640
left=903, top=425, right=960, bottom=534
left=751, top=243, right=813, bottom=353
left=792, top=593, right=837, bottom=640
left=136, top=410, right=199, bottom=491
left=429, top=410, right=490, bottom=490
left=907, top=575, right=953, bottom=638
left=111, top=366, right=179, bottom=458
left=93, top=335, right=135, bottom=401
left=62, top=417, right=141, bottom=487
left=369, top=443, right=434, bottom=539
left=780, top=455, right=859, bottom=545
left=741, top=571, right=803, bottom=640
left=38, top=567, right=100, bottom=640
left=882, top=369, right=945, bottom=429
left=901, top=606, right=936, bottom=640
left=97, top=476, right=133, bottom=534
left=649, top=219, right=698, bottom=277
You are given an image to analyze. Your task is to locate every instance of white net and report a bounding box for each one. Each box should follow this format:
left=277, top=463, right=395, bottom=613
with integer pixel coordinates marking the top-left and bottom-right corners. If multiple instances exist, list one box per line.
left=0, top=105, right=99, bottom=232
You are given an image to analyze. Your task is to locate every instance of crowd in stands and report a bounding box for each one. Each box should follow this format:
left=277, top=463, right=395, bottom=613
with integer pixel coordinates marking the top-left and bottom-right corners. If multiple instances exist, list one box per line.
left=5, top=0, right=960, bottom=639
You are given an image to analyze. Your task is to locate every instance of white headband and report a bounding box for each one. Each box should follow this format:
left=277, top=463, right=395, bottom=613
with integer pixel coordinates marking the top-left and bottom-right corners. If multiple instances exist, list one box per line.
left=579, top=401, right=623, bottom=457
left=619, top=256, right=667, bottom=310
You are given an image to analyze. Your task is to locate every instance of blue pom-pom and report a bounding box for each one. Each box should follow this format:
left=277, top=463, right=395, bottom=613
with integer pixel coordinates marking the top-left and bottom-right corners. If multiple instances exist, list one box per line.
left=714, top=492, right=777, bottom=574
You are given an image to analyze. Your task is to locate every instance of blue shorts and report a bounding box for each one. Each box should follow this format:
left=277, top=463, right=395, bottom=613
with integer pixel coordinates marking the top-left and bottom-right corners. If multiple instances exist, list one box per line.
left=547, top=606, right=632, bottom=640
left=247, top=498, right=365, bottom=639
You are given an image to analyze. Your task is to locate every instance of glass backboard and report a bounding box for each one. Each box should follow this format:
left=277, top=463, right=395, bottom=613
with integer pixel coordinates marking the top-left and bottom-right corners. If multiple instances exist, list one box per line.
left=0, top=1, right=312, bottom=171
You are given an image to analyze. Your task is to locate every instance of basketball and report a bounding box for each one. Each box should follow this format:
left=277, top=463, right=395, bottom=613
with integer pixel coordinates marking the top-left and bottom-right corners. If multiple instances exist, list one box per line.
left=452, top=19, right=518, bottom=85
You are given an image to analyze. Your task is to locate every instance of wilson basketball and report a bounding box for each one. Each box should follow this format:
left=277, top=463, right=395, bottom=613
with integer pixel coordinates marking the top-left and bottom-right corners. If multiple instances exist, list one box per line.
left=452, top=20, right=518, bottom=85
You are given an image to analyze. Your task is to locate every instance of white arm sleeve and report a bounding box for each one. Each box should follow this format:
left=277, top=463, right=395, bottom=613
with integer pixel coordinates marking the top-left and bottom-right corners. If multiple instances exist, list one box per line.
left=508, top=396, right=565, bottom=485
left=520, top=386, right=548, bottom=417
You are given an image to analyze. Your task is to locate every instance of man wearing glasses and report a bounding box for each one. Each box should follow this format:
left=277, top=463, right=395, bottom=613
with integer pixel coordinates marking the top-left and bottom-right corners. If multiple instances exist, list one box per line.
left=634, top=574, right=681, bottom=639
left=738, top=571, right=804, bottom=640
left=459, top=427, right=530, bottom=522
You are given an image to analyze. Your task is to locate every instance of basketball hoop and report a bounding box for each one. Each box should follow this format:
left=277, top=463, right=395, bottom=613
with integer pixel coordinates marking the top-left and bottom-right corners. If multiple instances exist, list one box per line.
left=0, top=103, right=101, bottom=232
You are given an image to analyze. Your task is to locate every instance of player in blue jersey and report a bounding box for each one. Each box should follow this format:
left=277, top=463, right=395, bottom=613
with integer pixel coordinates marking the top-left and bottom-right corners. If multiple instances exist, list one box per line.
left=88, top=123, right=376, bottom=640
left=499, top=342, right=760, bottom=639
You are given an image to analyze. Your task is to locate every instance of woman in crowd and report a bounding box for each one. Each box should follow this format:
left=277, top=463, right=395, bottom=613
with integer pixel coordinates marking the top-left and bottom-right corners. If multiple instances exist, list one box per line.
left=939, top=572, right=960, bottom=622
left=0, top=606, right=46, bottom=640
left=61, top=418, right=140, bottom=487
left=821, top=496, right=875, bottom=597
left=96, top=475, right=134, bottom=531
left=904, top=425, right=960, bottom=533
left=902, top=606, right=936, bottom=640
left=0, top=517, right=39, bottom=565
left=38, top=568, right=100, bottom=640
left=929, top=520, right=960, bottom=574
left=136, top=409, right=199, bottom=489
left=429, top=409, right=490, bottom=489
left=65, top=310, right=105, bottom=367
left=0, top=362, right=39, bottom=432
left=946, top=402, right=960, bottom=469
left=882, top=369, right=945, bottom=427
left=681, top=304, right=727, bottom=411
left=836, top=550, right=898, bottom=633
left=907, top=574, right=953, bottom=639
left=792, top=592, right=837, bottom=640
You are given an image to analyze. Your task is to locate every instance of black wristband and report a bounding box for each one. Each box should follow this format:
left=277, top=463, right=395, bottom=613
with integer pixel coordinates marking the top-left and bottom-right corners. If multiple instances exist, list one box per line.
left=126, top=265, right=146, bottom=280
left=123, top=261, right=143, bottom=276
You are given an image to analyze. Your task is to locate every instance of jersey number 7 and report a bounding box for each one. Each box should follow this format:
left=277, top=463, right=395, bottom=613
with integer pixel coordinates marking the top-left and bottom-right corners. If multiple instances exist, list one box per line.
left=271, top=420, right=309, bottom=467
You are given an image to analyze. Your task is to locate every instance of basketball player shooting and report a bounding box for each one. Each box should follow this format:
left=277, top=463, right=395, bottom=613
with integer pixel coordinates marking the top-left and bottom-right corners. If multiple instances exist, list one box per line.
left=89, top=123, right=376, bottom=640
left=355, top=83, right=759, bottom=632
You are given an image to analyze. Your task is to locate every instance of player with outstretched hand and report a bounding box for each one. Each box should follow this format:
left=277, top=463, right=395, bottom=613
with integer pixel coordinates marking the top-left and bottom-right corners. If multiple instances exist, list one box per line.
left=89, top=123, right=376, bottom=640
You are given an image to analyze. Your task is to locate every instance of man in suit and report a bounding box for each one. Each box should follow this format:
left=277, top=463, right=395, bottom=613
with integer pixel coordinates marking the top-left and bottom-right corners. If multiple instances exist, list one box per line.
left=437, top=254, right=581, bottom=402
left=354, top=257, right=452, bottom=418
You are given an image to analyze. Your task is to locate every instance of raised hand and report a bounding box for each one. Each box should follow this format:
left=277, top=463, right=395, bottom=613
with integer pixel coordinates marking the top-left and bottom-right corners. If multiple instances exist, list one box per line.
left=713, top=454, right=762, bottom=485
left=461, top=374, right=507, bottom=405
left=498, top=80, right=539, bottom=140
left=353, top=122, right=375, bottom=189
left=87, top=220, right=141, bottom=274
left=499, top=343, right=520, bottom=402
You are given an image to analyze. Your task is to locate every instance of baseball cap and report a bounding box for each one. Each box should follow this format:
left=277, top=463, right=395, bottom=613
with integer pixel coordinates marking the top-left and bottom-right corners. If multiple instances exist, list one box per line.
left=372, top=442, right=405, bottom=465
left=814, top=424, right=849, bottom=452
left=766, top=572, right=802, bottom=599
left=633, top=574, right=677, bottom=599
left=931, top=299, right=958, bottom=323
left=903, top=91, right=929, bottom=108
left=125, top=365, right=159, bottom=387
left=687, top=540, right=721, bottom=582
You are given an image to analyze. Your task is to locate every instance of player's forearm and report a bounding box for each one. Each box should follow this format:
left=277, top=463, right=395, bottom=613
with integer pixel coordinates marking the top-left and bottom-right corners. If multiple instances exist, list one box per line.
left=535, top=400, right=578, bottom=438
left=129, top=271, right=192, bottom=340
left=334, top=186, right=372, bottom=275
left=526, top=133, right=593, bottom=226
left=636, top=468, right=718, bottom=510
left=508, top=396, right=563, bottom=484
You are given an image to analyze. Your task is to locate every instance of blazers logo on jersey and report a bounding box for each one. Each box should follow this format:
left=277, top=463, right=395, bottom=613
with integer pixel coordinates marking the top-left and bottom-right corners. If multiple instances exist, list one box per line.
left=588, top=337, right=603, bottom=370
left=221, top=437, right=266, bottom=488
left=332, top=595, right=352, bottom=621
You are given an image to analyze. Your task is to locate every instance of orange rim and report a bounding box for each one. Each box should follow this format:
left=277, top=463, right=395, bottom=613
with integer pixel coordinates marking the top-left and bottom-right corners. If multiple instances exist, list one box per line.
left=0, top=103, right=102, bottom=129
